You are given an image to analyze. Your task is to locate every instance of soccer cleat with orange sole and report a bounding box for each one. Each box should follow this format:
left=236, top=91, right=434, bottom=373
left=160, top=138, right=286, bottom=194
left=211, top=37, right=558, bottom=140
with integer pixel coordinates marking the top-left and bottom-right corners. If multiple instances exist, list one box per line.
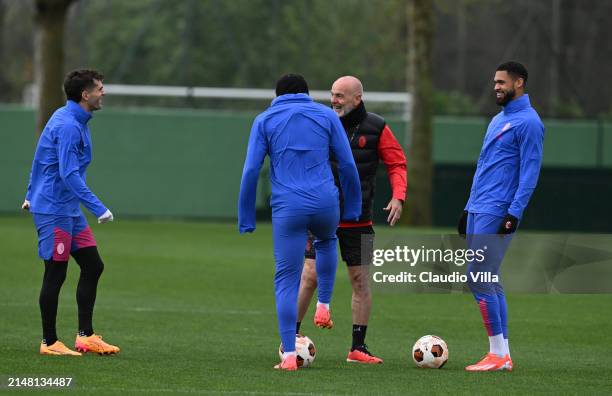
left=75, top=334, right=120, bottom=355
left=274, top=355, right=298, bottom=371
left=465, top=353, right=511, bottom=371
left=313, top=305, right=333, bottom=329
left=40, top=341, right=82, bottom=356
left=346, top=346, right=383, bottom=364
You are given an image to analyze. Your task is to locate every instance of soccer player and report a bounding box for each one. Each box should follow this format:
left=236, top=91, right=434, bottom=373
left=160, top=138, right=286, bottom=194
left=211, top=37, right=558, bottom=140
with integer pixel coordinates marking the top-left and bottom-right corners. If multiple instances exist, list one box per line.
left=238, top=74, right=361, bottom=371
left=297, top=76, right=407, bottom=364
left=22, top=69, right=120, bottom=356
left=459, top=61, right=544, bottom=371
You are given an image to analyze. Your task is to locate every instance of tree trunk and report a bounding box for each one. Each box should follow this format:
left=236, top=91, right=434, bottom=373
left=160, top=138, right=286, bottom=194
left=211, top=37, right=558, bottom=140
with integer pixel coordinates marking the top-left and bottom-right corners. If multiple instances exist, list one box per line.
left=0, top=2, right=7, bottom=101
left=34, top=0, right=74, bottom=135
left=455, top=0, right=467, bottom=93
left=404, top=0, right=434, bottom=226
left=549, top=0, right=561, bottom=116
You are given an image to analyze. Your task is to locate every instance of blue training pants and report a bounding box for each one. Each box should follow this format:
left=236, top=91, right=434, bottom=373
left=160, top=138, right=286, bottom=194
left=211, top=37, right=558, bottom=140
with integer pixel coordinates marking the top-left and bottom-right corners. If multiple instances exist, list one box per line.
left=272, top=207, right=339, bottom=352
left=466, top=212, right=514, bottom=338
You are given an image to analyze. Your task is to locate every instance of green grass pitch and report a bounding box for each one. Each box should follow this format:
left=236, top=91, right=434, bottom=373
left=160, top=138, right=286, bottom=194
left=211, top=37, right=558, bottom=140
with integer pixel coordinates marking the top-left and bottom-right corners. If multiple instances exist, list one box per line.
left=1, top=215, right=611, bottom=395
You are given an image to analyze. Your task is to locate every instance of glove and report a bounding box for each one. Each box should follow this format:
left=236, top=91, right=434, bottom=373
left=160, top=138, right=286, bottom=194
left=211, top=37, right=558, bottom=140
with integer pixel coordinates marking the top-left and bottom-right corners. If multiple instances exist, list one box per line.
left=497, top=214, right=518, bottom=234
left=21, top=200, right=30, bottom=211
left=457, top=211, right=468, bottom=237
left=98, top=209, right=114, bottom=224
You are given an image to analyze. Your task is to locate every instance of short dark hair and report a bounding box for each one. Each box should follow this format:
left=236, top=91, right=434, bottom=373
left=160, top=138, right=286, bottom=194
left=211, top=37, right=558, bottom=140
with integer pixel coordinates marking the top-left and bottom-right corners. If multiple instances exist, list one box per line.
left=63, top=69, right=104, bottom=102
left=275, top=73, right=309, bottom=96
left=496, top=61, right=528, bottom=86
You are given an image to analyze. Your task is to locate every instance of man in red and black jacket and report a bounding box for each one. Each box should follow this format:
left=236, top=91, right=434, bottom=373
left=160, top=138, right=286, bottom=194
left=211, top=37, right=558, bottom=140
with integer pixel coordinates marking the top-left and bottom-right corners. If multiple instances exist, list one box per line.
left=297, top=76, right=407, bottom=364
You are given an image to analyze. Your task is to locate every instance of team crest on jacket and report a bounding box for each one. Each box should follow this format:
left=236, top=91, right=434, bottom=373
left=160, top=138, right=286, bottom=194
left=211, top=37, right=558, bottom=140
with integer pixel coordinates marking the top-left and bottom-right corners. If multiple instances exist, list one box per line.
left=358, top=136, right=367, bottom=148
left=497, top=122, right=512, bottom=140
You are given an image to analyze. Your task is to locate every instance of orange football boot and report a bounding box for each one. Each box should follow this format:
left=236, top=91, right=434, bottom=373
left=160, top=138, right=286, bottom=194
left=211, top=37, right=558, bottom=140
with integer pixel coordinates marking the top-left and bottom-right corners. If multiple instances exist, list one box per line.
left=313, top=305, right=333, bottom=329
left=75, top=334, right=120, bottom=355
left=465, top=353, right=510, bottom=371
left=346, top=345, right=383, bottom=364
left=274, top=355, right=298, bottom=371
left=40, top=341, right=82, bottom=356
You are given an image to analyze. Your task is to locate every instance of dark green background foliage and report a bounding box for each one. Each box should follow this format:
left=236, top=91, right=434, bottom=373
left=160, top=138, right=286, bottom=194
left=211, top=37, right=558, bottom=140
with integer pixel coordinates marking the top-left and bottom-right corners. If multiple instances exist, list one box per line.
left=1, top=0, right=611, bottom=117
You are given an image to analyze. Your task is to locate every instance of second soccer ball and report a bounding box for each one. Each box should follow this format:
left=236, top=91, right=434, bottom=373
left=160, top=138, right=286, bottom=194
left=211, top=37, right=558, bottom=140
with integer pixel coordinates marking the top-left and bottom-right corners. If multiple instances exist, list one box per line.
left=412, top=335, right=448, bottom=369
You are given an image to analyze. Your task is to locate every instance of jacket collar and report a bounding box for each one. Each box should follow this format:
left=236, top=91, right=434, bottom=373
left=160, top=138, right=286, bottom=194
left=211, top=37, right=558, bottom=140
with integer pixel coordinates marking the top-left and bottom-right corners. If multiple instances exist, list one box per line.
left=340, top=100, right=367, bottom=129
left=271, top=93, right=312, bottom=106
left=502, top=94, right=530, bottom=114
left=66, top=100, right=92, bottom=125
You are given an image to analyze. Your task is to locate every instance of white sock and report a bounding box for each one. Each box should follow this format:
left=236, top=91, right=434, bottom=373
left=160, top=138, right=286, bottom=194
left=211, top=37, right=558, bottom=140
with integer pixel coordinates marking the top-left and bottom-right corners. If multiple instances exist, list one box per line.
left=282, top=351, right=296, bottom=360
left=489, top=334, right=506, bottom=358
left=317, top=301, right=329, bottom=310
left=505, top=338, right=510, bottom=358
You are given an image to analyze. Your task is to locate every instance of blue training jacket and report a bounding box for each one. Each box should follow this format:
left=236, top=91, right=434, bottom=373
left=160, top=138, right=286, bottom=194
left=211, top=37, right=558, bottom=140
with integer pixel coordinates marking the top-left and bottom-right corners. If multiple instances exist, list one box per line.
left=25, top=100, right=107, bottom=218
left=238, top=93, right=361, bottom=233
left=465, top=94, right=544, bottom=219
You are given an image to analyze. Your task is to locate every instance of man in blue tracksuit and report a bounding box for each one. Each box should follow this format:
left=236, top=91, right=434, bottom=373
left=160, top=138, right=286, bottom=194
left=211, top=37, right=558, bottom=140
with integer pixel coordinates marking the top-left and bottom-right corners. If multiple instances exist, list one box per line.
left=23, top=69, right=120, bottom=356
left=238, top=74, right=361, bottom=370
left=458, top=62, right=544, bottom=371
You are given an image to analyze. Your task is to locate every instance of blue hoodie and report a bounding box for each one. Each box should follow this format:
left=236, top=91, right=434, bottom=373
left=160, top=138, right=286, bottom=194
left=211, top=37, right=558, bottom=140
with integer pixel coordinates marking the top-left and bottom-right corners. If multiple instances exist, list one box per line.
left=465, top=94, right=545, bottom=219
left=238, top=94, right=361, bottom=233
left=25, top=100, right=107, bottom=218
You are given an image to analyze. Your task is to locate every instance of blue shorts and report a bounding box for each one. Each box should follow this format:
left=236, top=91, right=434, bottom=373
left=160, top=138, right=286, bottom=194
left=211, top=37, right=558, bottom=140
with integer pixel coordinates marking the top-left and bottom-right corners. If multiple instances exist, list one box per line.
left=32, top=213, right=97, bottom=261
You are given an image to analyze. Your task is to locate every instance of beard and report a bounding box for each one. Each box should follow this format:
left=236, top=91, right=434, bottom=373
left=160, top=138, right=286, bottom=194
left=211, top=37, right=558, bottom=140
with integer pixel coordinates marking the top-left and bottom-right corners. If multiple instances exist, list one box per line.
left=495, top=88, right=516, bottom=106
left=334, top=102, right=355, bottom=116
